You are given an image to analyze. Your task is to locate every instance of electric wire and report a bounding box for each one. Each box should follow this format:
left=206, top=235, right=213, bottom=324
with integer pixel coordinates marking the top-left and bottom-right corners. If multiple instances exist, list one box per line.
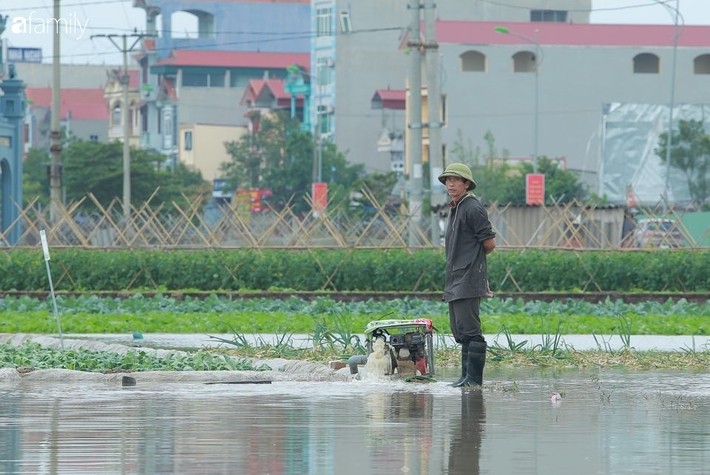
left=42, top=27, right=403, bottom=62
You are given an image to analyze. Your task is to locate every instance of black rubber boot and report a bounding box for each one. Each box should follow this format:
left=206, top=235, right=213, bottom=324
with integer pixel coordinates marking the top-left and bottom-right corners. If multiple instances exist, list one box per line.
left=458, top=340, right=486, bottom=387
left=451, top=343, right=469, bottom=387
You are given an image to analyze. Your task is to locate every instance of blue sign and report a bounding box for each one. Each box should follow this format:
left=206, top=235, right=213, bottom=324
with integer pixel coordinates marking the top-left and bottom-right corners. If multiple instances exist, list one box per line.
left=7, top=48, right=42, bottom=63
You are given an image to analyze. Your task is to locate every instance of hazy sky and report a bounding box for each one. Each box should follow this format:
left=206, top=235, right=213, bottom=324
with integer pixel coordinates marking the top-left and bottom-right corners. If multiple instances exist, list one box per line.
left=1, top=0, right=707, bottom=65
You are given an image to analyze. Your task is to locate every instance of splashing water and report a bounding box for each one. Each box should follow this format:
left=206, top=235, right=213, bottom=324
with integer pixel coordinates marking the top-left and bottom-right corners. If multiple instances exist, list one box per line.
left=362, top=338, right=390, bottom=381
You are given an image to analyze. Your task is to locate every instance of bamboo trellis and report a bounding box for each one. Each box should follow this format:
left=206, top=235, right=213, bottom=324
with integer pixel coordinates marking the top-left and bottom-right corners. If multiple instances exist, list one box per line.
left=0, top=191, right=705, bottom=251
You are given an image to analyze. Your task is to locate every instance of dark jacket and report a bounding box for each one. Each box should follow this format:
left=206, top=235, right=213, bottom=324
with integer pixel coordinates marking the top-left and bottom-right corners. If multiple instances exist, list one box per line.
left=444, top=193, right=496, bottom=302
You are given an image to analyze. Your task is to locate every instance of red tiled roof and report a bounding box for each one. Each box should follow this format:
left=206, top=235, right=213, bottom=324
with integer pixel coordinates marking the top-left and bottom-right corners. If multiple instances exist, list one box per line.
left=372, top=89, right=406, bottom=110
left=154, top=50, right=309, bottom=70
left=26, top=88, right=109, bottom=121
left=435, top=21, right=710, bottom=47
left=242, top=79, right=303, bottom=107
left=163, top=78, right=177, bottom=101
left=136, top=0, right=308, bottom=4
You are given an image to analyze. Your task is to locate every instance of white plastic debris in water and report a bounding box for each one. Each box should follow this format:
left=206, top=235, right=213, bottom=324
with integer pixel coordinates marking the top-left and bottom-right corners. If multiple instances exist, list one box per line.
left=362, top=339, right=390, bottom=381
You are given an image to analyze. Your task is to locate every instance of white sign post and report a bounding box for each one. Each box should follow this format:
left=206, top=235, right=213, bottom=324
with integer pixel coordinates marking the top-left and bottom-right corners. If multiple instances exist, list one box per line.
left=40, top=230, right=64, bottom=350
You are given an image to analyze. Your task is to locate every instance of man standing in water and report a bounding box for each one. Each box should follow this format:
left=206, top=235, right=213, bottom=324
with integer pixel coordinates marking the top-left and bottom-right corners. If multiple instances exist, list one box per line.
left=438, top=163, right=496, bottom=387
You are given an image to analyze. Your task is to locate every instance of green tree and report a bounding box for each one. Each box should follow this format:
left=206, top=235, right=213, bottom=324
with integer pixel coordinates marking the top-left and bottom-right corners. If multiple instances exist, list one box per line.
left=451, top=132, right=587, bottom=204
left=22, top=147, right=51, bottom=207
left=656, top=119, right=710, bottom=206
left=23, top=139, right=209, bottom=211
left=221, top=111, right=363, bottom=214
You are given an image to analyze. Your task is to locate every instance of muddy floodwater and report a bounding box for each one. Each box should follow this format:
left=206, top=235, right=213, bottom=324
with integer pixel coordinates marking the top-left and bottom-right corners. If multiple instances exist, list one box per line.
left=2, top=367, right=710, bottom=475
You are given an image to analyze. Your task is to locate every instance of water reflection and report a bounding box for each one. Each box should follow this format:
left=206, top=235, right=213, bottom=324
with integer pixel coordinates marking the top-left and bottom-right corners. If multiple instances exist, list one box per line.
left=2, top=369, right=710, bottom=475
left=447, top=390, right=484, bottom=475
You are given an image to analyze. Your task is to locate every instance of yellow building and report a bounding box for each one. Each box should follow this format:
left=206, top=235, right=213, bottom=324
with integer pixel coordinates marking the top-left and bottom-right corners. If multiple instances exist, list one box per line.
left=178, top=123, right=247, bottom=180
left=404, top=83, right=447, bottom=175
left=104, top=69, right=140, bottom=147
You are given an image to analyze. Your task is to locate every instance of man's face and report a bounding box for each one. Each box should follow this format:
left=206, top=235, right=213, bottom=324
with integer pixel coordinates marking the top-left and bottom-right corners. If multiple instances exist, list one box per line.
left=445, top=176, right=468, bottom=200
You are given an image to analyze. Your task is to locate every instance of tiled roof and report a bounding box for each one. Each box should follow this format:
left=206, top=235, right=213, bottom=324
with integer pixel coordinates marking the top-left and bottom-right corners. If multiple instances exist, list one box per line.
left=26, top=88, right=109, bottom=121
left=372, top=89, right=406, bottom=110
left=435, top=21, right=710, bottom=47
left=154, top=50, right=309, bottom=70
left=242, top=79, right=303, bottom=107
left=136, top=0, right=308, bottom=5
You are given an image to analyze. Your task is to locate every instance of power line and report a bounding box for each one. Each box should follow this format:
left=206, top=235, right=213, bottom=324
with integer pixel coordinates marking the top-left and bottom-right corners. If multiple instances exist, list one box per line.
left=42, top=27, right=403, bottom=62
left=1, top=0, right=131, bottom=12
left=474, top=0, right=677, bottom=13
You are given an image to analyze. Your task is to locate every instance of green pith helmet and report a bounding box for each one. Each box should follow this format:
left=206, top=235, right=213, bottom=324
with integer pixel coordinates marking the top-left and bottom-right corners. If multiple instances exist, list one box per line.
left=438, top=163, right=477, bottom=190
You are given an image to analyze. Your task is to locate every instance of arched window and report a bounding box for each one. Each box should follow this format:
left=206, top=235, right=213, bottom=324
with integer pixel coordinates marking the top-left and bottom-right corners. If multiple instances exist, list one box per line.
left=694, top=54, right=710, bottom=74
left=112, top=102, right=121, bottom=126
left=460, top=51, right=486, bottom=72
left=512, top=51, right=536, bottom=72
left=633, top=53, right=660, bottom=74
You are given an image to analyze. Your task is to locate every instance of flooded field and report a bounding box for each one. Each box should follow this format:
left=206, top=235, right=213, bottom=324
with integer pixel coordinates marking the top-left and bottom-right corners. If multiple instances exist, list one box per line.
left=2, top=367, right=709, bottom=474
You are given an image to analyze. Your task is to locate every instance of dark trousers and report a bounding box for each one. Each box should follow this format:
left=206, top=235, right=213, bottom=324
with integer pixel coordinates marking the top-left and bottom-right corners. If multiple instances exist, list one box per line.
left=449, top=297, right=484, bottom=344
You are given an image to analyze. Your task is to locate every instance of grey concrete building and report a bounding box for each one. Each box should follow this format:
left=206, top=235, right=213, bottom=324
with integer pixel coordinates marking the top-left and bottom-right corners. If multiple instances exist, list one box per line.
left=311, top=0, right=591, bottom=173
left=435, top=21, right=710, bottom=201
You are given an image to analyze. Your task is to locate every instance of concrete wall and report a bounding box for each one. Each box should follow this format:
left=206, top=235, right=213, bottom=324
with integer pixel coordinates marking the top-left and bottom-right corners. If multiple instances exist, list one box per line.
left=146, top=0, right=311, bottom=60
left=440, top=44, right=710, bottom=188
left=178, top=87, right=247, bottom=127
left=328, top=0, right=592, bottom=173
left=14, top=63, right=119, bottom=88
left=178, top=123, right=247, bottom=180
left=28, top=107, right=108, bottom=149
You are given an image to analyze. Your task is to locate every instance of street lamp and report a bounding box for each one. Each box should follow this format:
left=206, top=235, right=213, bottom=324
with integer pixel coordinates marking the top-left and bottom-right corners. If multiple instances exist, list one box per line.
left=495, top=26, right=543, bottom=173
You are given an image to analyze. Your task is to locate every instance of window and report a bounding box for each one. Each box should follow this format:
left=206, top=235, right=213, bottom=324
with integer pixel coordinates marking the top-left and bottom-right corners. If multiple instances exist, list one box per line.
left=183, top=72, right=208, bottom=87
left=163, top=107, right=173, bottom=149
left=340, top=11, right=352, bottom=33
left=531, top=9, right=568, bottom=23
left=141, top=106, right=148, bottom=132
left=112, top=103, right=121, bottom=125
left=316, top=6, right=333, bottom=37
left=460, top=51, right=486, bottom=72
left=183, top=71, right=225, bottom=87
left=210, top=72, right=225, bottom=87
left=694, top=54, right=710, bottom=74
left=512, top=51, right=536, bottom=72
left=184, top=130, right=193, bottom=151
left=317, top=57, right=332, bottom=86
left=230, top=72, right=250, bottom=88
left=317, top=105, right=332, bottom=135
left=633, top=53, right=660, bottom=74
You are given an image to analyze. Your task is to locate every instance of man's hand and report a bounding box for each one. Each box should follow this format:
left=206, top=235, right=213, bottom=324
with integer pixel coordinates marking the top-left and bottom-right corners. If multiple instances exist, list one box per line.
left=483, top=238, right=496, bottom=255
left=485, top=280, right=494, bottom=298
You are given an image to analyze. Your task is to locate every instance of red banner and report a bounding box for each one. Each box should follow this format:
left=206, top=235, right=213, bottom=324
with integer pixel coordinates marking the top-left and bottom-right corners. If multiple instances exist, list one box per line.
left=312, top=182, right=328, bottom=213
left=526, top=174, right=545, bottom=205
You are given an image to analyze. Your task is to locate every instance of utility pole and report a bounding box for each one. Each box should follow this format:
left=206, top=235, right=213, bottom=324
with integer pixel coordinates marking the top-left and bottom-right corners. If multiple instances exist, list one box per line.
left=91, top=33, right=149, bottom=218
left=423, top=0, right=444, bottom=245
left=407, top=0, right=423, bottom=246
left=49, top=0, right=62, bottom=221
left=664, top=0, right=680, bottom=211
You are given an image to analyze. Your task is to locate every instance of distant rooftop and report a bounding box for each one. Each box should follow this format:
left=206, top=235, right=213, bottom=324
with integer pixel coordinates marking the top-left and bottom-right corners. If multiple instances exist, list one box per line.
left=153, top=50, right=310, bottom=70
left=434, top=21, right=710, bottom=47
left=242, top=79, right=304, bottom=108
left=26, top=88, right=108, bottom=121
left=371, top=89, right=406, bottom=110
left=134, top=0, right=308, bottom=5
